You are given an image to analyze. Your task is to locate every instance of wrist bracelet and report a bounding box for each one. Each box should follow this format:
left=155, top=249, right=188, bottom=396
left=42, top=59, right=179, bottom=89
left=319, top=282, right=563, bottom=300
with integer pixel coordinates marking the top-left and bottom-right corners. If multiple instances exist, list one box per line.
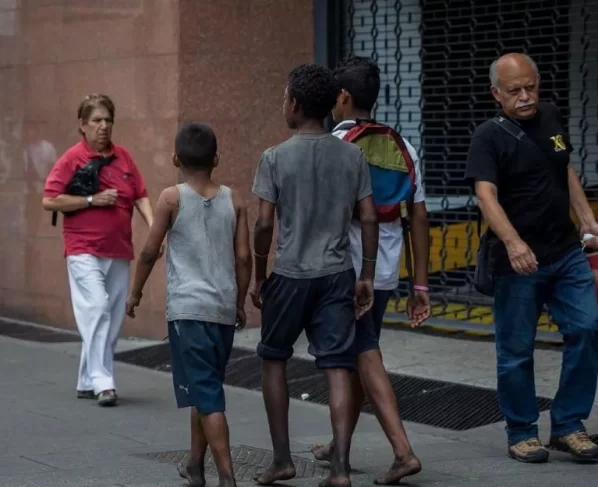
left=414, top=285, right=429, bottom=292
left=363, top=257, right=377, bottom=263
left=254, top=251, right=269, bottom=258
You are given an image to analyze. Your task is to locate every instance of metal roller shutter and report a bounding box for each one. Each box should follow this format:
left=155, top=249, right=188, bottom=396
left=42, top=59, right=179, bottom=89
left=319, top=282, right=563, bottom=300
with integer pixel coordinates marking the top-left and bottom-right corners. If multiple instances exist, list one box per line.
left=341, top=0, right=598, bottom=324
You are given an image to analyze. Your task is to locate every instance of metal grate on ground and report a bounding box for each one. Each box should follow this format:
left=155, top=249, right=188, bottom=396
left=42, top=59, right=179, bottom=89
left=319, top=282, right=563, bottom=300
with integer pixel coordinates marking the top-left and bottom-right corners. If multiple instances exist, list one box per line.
left=115, top=344, right=552, bottom=432
left=137, top=445, right=334, bottom=481
left=0, top=320, right=80, bottom=343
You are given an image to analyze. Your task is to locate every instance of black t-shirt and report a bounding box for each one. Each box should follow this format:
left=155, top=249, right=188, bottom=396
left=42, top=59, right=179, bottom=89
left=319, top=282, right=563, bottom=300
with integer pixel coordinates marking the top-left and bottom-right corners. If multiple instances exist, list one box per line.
left=465, top=102, right=580, bottom=273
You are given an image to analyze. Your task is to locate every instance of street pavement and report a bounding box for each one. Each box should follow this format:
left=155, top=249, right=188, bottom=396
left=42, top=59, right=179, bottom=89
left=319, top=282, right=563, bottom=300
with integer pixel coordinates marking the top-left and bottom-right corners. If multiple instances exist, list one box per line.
left=1, top=324, right=598, bottom=486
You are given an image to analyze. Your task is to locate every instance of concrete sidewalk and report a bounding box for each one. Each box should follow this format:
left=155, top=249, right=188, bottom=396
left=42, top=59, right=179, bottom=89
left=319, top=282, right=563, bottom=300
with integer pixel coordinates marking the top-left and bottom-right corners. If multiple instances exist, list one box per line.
left=1, top=330, right=598, bottom=487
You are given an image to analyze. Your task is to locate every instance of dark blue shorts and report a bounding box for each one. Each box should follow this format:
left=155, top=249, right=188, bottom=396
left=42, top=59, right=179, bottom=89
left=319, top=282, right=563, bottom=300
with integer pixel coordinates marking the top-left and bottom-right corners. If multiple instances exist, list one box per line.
left=168, top=320, right=235, bottom=414
left=355, top=290, right=391, bottom=354
left=257, top=269, right=357, bottom=370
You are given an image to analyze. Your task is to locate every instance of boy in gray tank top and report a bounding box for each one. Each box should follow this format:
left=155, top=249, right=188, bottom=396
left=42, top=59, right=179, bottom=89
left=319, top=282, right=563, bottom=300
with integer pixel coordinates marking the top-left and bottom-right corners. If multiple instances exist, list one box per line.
left=125, top=122, right=252, bottom=487
left=250, top=64, right=379, bottom=487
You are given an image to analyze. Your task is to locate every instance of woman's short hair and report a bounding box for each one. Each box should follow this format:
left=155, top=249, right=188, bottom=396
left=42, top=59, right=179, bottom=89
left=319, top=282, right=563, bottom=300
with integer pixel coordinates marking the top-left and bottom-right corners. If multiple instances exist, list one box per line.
left=77, top=94, right=115, bottom=135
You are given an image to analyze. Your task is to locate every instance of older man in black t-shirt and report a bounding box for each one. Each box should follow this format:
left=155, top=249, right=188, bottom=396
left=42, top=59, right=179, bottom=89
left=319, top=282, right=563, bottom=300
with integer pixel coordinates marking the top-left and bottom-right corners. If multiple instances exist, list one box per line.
left=466, top=53, right=598, bottom=464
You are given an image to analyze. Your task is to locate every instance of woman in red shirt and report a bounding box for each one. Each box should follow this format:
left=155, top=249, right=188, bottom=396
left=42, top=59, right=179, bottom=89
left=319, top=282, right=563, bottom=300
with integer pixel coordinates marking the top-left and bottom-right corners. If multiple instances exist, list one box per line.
left=42, top=94, right=156, bottom=407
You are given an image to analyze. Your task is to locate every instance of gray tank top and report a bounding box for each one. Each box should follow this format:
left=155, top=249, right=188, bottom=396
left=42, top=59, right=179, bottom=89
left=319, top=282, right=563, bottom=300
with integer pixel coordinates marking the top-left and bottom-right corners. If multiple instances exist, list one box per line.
left=166, top=183, right=237, bottom=325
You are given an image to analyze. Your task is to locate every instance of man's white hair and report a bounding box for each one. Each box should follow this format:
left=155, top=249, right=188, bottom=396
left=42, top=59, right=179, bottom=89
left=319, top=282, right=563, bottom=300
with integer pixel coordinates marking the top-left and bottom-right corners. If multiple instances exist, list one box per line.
left=489, top=53, right=539, bottom=88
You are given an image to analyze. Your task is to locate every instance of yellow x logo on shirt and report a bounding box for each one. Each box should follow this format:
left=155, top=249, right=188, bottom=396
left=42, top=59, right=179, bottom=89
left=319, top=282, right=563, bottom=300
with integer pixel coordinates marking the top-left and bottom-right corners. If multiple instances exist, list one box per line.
left=550, top=134, right=567, bottom=152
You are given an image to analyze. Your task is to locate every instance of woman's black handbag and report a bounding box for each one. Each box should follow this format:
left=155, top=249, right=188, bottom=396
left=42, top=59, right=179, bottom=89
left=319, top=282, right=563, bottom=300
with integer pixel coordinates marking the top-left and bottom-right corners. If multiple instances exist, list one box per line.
left=51, top=154, right=116, bottom=226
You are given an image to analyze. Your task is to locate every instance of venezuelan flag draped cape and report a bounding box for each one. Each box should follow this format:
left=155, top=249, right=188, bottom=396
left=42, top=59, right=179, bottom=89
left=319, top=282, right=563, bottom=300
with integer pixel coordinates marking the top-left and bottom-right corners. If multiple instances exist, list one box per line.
left=341, top=119, right=417, bottom=223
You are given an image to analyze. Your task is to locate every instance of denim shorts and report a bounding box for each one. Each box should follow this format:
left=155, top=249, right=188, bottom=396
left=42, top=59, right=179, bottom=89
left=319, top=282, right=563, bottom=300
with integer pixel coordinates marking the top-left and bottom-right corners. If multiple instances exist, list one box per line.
left=257, top=269, right=357, bottom=370
left=355, top=290, right=392, bottom=354
left=168, top=320, right=235, bottom=414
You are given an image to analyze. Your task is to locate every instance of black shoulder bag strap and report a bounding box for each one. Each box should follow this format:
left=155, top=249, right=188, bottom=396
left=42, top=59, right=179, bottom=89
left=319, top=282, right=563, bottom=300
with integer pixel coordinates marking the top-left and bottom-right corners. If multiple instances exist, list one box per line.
left=491, top=115, right=526, bottom=141
left=477, top=116, right=528, bottom=233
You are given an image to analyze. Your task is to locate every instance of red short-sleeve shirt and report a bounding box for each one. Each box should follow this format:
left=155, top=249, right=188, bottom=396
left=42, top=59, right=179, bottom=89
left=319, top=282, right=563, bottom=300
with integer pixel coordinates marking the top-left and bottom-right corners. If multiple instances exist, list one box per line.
left=44, top=139, right=148, bottom=260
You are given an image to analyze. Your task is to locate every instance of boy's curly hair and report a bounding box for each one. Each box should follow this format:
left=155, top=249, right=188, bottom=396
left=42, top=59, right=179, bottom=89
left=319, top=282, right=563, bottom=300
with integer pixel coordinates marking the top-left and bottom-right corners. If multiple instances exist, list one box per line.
left=287, top=64, right=340, bottom=121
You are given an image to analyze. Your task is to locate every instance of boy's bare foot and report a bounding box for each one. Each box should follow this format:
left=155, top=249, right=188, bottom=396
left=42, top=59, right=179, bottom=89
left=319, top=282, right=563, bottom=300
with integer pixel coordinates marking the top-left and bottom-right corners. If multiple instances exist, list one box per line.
left=318, top=475, right=351, bottom=487
left=373, top=454, right=422, bottom=485
left=218, top=474, right=237, bottom=487
left=311, top=444, right=352, bottom=471
left=312, top=443, right=333, bottom=462
left=178, top=460, right=206, bottom=487
left=253, top=461, right=296, bottom=485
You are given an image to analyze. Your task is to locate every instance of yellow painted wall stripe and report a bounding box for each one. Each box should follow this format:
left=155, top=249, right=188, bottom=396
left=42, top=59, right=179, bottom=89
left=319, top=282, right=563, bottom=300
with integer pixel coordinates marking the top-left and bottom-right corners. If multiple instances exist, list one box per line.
left=398, top=222, right=484, bottom=278
left=385, top=299, right=559, bottom=334
left=398, top=203, right=597, bottom=278
left=389, top=203, right=597, bottom=339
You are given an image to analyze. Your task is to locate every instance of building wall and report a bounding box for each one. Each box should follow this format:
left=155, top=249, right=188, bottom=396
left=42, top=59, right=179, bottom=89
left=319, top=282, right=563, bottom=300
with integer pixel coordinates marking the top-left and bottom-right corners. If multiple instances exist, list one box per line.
left=177, top=0, right=313, bottom=330
left=0, top=0, right=313, bottom=338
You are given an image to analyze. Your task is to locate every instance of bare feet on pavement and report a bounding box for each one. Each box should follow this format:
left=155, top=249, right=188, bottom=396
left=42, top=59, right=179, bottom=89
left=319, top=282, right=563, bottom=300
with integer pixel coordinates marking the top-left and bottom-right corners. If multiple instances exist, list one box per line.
left=253, top=461, right=296, bottom=485
left=374, top=454, right=422, bottom=485
left=311, top=444, right=352, bottom=472
left=178, top=460, right=206, bottom=487
left=312, top=443, right=333, bottom=462
left=318, top=474, right=351, bottom=487
left=218, top=475, right=237, bottom=487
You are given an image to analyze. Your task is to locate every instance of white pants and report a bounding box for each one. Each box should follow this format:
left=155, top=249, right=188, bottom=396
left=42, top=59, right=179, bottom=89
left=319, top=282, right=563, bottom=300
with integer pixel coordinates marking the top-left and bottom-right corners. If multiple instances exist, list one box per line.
left=66, top=254, right=130, bottom=394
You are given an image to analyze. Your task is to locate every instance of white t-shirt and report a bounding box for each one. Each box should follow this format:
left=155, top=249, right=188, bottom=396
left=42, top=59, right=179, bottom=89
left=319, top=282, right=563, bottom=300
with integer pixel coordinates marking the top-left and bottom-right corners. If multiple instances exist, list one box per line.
left=332, top=121, right=425, bottom=290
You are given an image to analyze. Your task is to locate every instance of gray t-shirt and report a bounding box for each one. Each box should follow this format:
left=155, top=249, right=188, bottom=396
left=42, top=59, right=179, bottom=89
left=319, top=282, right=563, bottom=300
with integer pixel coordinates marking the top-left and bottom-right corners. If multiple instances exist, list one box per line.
left=252, top=133, right=372, bottom=279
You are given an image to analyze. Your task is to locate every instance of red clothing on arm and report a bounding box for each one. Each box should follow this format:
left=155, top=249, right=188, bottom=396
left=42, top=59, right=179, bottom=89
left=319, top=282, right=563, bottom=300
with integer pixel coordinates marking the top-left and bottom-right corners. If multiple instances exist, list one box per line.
left=44, top=139, right=148, bottom=260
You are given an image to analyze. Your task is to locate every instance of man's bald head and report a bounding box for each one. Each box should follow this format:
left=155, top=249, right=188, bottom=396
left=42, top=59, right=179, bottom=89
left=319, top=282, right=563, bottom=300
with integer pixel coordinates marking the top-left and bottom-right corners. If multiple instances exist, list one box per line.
left=490, top=53, right=539, bottom=88
left=489, top=53, right=540, bottom=120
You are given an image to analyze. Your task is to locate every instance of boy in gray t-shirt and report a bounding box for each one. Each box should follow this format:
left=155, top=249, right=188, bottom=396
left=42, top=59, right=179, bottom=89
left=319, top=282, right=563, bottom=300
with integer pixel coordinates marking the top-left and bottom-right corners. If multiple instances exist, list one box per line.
left=250, top=64, right=379, bottom=487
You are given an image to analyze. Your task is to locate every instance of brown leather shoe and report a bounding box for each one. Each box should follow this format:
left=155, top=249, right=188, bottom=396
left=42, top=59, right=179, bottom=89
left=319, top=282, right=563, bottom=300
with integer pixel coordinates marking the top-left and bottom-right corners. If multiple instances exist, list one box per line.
left=97, top=390, right=117, bottom=407
left=508, top=438, right=549, bottom=463
left=548, top=430, right=598, bottom=461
